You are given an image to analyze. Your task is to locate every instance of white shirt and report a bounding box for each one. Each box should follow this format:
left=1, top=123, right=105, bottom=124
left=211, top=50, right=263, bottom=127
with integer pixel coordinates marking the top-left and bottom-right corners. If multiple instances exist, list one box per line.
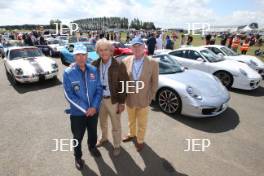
left=100, top=59, right=112, bottom=96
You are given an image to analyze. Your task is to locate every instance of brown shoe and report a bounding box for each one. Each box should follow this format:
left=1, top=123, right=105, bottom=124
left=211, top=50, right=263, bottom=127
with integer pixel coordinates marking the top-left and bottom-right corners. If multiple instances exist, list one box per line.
left=136, top=143, right=144, bottom=152
left=96, top=139, right=109, bottom=147
left=75, top=158, right=84, bottom=170
left=122, top=135, right=135, bottom=142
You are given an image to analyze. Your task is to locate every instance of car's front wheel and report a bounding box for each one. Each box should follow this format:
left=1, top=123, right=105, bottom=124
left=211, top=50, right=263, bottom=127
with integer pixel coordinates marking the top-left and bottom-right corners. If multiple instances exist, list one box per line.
left=214, top=71, right=233, bottom=89
left=157, top=88, right=182, bottom=114
left=9, top=71, right=19, bottom=85
left=49, top=50, right=53, bottom=57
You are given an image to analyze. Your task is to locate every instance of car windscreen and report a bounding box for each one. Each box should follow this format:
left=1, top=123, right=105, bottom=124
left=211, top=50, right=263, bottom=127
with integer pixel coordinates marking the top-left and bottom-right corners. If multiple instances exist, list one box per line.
left=200, top=49, right=224, bottom=62
left=156, top=55, right=183, bottom=74
left=47, top=40, right=59, bottom=44
left=220, top=46, right=238, bottom=56
left=79, top=37, right=89, bottom=42
left=83, top=44, right=95, bottom=52
left=9, top=48, right=43, bottom=60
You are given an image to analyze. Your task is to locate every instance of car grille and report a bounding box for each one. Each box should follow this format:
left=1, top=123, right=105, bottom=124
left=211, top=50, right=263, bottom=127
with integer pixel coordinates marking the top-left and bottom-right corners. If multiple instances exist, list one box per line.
left=202, top=105, right=223, bottom=115
left=250, top=80, right=260, bottom=88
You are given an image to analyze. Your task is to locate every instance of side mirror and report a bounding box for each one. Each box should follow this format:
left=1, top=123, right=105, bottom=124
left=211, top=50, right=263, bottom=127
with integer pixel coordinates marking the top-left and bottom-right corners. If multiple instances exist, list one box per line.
left=197, top=57, right=204, bottom=62
left=217, top=53, right=224, bottom=58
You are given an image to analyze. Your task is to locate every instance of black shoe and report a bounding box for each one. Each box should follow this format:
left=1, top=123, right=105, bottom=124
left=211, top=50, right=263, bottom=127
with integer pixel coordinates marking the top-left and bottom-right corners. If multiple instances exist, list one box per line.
left=75, top=158, right=84, bottom=170
left=89, top=147, right=101, bottom=158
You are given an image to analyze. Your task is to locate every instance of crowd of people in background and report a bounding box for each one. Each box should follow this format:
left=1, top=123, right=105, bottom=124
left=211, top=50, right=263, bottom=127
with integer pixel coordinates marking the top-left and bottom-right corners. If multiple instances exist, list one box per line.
left=0, top=29, right=263, bottom=56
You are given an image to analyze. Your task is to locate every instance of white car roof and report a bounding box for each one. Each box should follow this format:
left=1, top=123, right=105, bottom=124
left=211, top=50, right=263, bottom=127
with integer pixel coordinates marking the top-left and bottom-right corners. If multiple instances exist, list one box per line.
left=173, top=46, right=208, bottom=52
left=8, top=46, right=38, bottom=51
left=202, top=45, right=225, bottom=49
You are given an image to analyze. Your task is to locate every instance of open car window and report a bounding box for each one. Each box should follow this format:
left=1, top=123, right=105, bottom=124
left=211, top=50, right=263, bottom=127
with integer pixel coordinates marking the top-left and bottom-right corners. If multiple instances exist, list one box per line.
left=200, top=49, right=224, bottom=62
left=186, top=50, right=202, bottom=60
left=220, top=46, right=238, bottom=56
left=207, top=47, right=223, bottom=55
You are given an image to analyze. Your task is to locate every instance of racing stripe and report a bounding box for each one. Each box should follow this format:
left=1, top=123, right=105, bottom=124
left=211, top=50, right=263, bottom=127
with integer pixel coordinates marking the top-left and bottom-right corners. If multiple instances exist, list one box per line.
left=27, top=57, right=44, bottom=74
left=64, top=90, right=86, bottom=114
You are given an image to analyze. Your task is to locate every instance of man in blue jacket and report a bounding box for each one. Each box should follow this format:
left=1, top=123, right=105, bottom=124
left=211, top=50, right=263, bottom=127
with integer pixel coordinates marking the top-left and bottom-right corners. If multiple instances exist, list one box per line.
left=63, top=44, right=103, bottom=170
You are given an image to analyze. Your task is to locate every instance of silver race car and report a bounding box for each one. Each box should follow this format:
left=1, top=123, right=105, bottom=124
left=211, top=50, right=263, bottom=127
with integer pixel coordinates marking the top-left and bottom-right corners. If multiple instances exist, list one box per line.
left=116, top=54, right=230, bottom=117
left=4, top=46, right=59, bottom=84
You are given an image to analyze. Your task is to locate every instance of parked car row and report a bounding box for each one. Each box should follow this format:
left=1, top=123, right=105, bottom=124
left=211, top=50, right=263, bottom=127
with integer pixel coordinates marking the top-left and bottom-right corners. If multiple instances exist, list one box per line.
left=2, top=43, right=263, bottom=118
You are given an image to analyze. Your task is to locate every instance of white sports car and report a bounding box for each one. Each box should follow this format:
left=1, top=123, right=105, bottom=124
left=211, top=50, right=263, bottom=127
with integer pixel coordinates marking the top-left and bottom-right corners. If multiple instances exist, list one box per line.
left=167, top=47, right=262, bottom=90
left=203, top=45, right=264, bottom=77
left=4, top=46, right=59, bottom=84
left=115, top=54, right=230, bottom=118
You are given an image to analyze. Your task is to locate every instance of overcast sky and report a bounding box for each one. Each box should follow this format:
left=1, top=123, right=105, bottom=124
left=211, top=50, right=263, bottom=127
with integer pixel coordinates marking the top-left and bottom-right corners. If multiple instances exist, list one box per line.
left=0, top=0, right=264, bottom=28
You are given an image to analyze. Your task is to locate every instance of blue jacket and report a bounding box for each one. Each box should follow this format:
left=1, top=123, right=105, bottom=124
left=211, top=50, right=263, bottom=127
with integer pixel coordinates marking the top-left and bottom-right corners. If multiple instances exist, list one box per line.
left=63, top=64, right=103, bottom=116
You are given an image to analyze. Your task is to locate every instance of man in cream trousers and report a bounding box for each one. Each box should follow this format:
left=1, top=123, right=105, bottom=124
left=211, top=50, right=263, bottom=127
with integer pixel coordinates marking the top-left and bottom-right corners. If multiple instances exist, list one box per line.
left=122, top=37, right=159, bottom=152
left=92, top=39, right=129, bottom=156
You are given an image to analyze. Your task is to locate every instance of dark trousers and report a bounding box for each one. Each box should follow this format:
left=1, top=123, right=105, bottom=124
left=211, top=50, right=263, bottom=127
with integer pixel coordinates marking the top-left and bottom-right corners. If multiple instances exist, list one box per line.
left=241, top=50, right=247, bottom=55
left=148, top=47, right=155, bottom=55
left=70, top=114, right=98, bottom=159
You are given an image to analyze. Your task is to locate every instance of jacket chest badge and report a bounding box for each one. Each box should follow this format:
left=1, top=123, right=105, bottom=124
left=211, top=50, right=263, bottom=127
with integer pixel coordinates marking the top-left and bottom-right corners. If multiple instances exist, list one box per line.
left=73, top=84, right=80, bottom=91
left=90, top=73, right=95, bottom=80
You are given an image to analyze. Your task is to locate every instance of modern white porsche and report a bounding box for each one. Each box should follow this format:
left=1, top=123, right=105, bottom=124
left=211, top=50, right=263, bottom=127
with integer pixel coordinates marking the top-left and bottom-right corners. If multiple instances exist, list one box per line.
left=4, top=46, right=59, bottom=84
left=203, top=45, right=264, bottom=77
left=168, top=47, right=262, bottom=90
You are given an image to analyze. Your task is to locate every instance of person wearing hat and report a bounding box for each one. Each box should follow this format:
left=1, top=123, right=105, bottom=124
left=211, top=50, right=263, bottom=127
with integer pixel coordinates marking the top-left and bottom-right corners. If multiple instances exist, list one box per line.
left=63, top=44, right=103, bottom=170
left=122, top=37, right=159, bottom=152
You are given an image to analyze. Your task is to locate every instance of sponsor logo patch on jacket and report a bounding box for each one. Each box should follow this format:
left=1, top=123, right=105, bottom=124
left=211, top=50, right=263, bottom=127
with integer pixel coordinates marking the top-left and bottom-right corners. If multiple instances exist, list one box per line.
left=90, top=73, right=95, bottom=80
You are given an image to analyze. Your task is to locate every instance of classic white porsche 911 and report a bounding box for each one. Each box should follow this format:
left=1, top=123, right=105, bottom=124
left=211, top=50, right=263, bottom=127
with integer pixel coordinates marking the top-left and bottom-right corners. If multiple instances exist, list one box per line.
left=4, top=46, right=59, bottom=84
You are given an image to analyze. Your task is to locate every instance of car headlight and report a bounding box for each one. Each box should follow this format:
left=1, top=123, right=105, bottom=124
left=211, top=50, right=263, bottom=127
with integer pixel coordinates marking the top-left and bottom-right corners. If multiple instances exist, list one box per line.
left=186, top=86, right=202, bottom=100
left=51, top=63, right=58, bottom=69
left=250, top=60, right=258, bottom=67
left=54, top=47, right=57, bottom=51
left=239, top=68, right=248, bottom=77
left=15, top=68, right=23, bottom=75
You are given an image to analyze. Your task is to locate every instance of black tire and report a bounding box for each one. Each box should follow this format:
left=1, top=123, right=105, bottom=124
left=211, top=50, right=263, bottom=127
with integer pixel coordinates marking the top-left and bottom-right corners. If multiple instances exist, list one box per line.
left=49, top=49, right=56, bottom=57
left=10, top=71, right=19, bottom=85
left=214, top=71, right=233, bottom=89
left=157, top=88, right=182, bottom=114
left=4, top=64, right=9, bottom=76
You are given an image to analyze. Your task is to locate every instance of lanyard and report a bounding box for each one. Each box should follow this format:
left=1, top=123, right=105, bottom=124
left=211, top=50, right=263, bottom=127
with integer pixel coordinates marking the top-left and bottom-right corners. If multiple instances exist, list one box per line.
left=101, top=64, right=107, bottom=81
left=100, top=59, right=111, bottom=81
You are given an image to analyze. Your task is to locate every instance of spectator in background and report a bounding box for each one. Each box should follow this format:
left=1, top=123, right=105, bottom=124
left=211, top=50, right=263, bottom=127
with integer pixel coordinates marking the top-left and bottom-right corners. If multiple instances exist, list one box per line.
left=156, top=33, right=163, bottom=50
left=210, top=35, right=216, bottom=45
left=165, top=35, right=174, bottom=49
left=146, top=33, right=156, bottom=55
left=205, top=33, right=211, bottom=45
left=228, top=35, right=234, bottom=48
left=231, top=35, right=240, bottom=52
left=180, top=34, right=186, bottom=47
left=172, top=31, right=177, bottom=47
left=186, top=35, right=193, bottom=46
left=240, top=38, right=250, bottom=55
left=220, top=33, right=228, bottom=46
